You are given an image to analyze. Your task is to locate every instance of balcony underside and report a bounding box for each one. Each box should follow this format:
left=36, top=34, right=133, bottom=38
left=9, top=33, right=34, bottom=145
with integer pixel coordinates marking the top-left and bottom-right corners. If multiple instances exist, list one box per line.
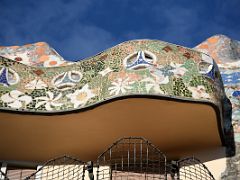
left=0, top=98, right=224, bottom=163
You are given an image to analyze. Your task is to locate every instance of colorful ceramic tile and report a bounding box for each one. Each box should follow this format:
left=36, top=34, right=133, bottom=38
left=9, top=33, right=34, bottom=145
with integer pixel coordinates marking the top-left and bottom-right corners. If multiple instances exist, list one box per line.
left=0, top=40, right=227, bottom=115
left=195, top=35, right=240, bottom=179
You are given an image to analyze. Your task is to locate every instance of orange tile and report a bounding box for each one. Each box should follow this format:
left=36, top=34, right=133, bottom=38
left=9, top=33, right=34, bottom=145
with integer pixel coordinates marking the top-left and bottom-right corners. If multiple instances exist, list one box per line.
left=39, top=55, right=49, bottom=62
left=207, top=36, right=219, bottom=44
left=198, top=43, right=209, bottom=49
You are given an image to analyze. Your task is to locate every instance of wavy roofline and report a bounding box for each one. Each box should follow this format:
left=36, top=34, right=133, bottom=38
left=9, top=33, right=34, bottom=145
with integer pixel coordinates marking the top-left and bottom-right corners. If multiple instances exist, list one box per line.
left=0, top=39, right=212, bottom=68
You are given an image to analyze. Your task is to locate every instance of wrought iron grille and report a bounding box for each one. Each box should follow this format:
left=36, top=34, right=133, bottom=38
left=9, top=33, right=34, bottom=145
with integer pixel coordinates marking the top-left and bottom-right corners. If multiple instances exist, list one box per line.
left=96, top=137, right=167, bottom=180
left=25, top=155, right=85, bottom=180
left=177, top=157, right=215, bottom=180
left=0, top=137, right=216, bottom=180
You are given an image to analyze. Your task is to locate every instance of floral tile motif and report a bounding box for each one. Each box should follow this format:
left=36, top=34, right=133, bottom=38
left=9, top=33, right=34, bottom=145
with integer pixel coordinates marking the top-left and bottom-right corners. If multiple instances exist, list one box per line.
left=0, top=40, right=227, bottom=114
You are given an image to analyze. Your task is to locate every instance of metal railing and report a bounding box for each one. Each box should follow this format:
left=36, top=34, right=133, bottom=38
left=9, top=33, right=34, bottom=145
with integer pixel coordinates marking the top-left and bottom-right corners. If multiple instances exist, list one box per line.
left=25, top=156, right=85, bottom=180
left=167, top=157, right=215, bottom=180
left=97, top=137, right=166, bottom=180
left=1, top=137, right=215, bottom=180
left=96, top=137, right=215, bottom=180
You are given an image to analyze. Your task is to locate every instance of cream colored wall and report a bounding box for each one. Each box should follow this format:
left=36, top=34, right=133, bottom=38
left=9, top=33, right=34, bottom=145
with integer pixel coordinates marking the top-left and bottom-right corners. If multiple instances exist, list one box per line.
left=204, top=158, right=226, bottom=180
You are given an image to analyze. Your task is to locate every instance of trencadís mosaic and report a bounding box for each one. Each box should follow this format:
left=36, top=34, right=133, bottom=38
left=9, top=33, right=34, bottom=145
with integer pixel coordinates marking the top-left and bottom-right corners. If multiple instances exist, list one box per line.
left=0, top=40, right=225, bottom=113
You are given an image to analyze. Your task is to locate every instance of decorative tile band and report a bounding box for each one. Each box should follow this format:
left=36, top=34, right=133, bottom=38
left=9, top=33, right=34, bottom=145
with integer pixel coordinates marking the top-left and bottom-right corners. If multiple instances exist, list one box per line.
left=0, top=40, right=226, bottom=114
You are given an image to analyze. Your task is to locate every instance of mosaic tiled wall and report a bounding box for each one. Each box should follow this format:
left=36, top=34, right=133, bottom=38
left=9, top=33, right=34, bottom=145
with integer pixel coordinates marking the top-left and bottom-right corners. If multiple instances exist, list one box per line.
left=0, top=42, right=72, bottom=67
left=0, top=40, right=226, bottom=114
left=195, top=34, right=240, bottom=179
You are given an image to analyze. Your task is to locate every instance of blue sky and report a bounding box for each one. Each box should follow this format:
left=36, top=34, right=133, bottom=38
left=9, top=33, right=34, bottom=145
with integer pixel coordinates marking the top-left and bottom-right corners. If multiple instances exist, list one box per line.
left=0, top=0, right=239, bottom=61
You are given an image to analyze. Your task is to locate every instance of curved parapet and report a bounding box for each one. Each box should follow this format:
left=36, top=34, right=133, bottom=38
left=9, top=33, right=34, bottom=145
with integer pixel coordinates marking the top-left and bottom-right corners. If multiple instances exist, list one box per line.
left=0, top=40, right=227, bottom=113
left=0, top=40, right=234, bottom=162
